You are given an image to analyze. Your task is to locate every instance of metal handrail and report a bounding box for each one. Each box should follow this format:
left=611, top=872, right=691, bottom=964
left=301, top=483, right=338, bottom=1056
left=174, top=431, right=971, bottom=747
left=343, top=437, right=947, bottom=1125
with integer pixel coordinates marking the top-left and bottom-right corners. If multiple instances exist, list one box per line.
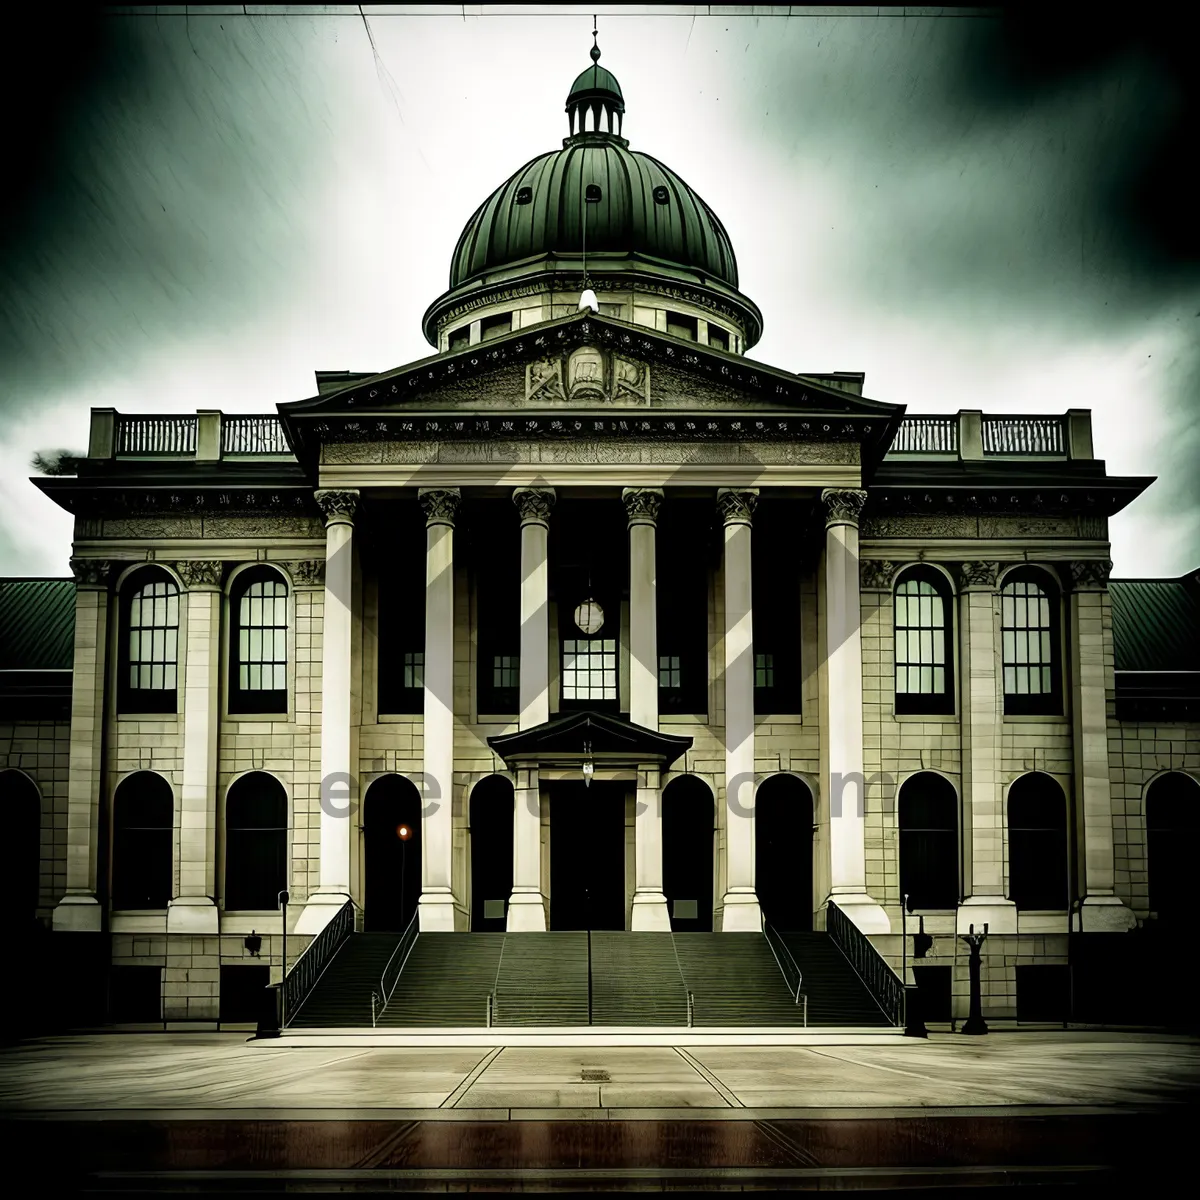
left=487, top=992, right=494, bottom=1028
left=687, top=991, right=695, bottom=1028
left=825, top=899, right=907, bottom=1027
left=281, top=897, right=356, bottom=1027
left=372, top=911, right=419, bottom=1027
left=762, top=916, right=807, bottom=1020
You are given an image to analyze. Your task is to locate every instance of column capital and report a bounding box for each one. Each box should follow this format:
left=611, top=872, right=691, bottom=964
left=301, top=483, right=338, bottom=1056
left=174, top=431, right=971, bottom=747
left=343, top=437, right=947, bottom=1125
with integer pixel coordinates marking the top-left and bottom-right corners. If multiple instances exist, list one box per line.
left=314, top=488, right=359, bottom=526
left=1067, top=558, right=1113, bottom=592
left=419, top=487, right=461, bottom=528
left=622, top=487, right=663, bottom=527
left=69, top=557, right=114, bottom=589
left=954, top=560, right=1001, bottom=591
left=820, top=488, right=867, bottom=529
left=512, top=486, right=556, bottom=528
left=174, top=560, right=223, bottom=590
left=715, top=487, right=758, bottom=526
left=280, top=559, right=326, bottom=589
left=859, top=559, right=899, bottom=591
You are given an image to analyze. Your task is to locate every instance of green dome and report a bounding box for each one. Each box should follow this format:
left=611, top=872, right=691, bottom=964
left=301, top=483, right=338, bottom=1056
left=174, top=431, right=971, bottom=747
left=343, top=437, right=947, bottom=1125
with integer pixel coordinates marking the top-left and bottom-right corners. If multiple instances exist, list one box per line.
left=567, top=63, right=623, bottom=103
left=448, top=140, right=739, bottom=291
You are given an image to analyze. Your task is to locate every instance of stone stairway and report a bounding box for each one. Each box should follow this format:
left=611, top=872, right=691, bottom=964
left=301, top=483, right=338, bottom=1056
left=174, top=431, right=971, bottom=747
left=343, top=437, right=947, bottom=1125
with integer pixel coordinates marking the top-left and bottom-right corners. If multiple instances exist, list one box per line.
left=780, top=932, right=894, bottom=1026
left=672, top=933, right=811, bottom=1026
left=589, top=932, right=689, bottom=1026
left=493, top=932, right=589, bottom=1026
left=378, top=933, right=505, bottom=1027
left=286, top=933, right=402, bottom=1029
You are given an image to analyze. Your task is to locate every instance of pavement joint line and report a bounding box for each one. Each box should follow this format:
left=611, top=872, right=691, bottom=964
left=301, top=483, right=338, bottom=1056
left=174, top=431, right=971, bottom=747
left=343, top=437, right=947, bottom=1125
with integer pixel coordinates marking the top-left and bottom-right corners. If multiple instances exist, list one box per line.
left=673, top=1046, right=741, bottom=1107
left=801, top=1044, right=960, bottom=1084
left=441, top=1046, right=503, bottom=1108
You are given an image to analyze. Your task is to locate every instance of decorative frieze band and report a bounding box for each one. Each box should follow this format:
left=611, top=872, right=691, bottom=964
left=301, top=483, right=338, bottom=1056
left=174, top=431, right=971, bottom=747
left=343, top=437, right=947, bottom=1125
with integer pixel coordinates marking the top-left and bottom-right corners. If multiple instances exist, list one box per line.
left=1068, top=558, right=1113, bottom=591
left=859, top=559, right=899, bottom=591
left=281, top=559, right=326, bottom=588
left=314, top=488, right=359, bottom=526
left=174, top=560, right=223, bottom=589
left=955, top=561, right=1001, bottom=591
left=715, top=488, right=758, bottom=526
left=512, top=486, right=556, bottom=527
left=69, top=557, right=114, bottom=588
left=621, top=487, right=663, bottom=527
left=419, top=487, right=461, bottom=527
left=821, top=488, right=867, bottom=529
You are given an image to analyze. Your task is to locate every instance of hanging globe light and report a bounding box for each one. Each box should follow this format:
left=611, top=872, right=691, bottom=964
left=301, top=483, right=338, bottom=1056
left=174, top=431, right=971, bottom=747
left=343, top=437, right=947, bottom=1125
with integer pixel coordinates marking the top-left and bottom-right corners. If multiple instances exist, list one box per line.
left=574, top=598, right=604, bottom=634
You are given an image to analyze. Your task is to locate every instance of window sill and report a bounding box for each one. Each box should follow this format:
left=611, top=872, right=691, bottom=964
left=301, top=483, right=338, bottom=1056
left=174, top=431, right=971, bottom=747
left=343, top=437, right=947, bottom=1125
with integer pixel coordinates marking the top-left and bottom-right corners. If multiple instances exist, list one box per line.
left=1002, top=714, right=1069, bottom=724
left=117, top=712, right=180, bottom=722
left=224, top=713, right=292, bottom=723
left=376, top=713, right=424, bottom=723
left=890, top=712, right=959, bottom=722
left=660, top=713, right=709, bottom=725
left=753, top=713, right=803, bottom=724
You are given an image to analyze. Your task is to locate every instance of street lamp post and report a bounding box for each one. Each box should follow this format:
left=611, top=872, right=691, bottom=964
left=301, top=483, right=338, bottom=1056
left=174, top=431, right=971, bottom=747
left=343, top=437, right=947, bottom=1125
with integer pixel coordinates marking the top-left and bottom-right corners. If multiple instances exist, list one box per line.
left=278, top=889, right=289, bottom=1027
left=960, top=922, right=989, bottom=1036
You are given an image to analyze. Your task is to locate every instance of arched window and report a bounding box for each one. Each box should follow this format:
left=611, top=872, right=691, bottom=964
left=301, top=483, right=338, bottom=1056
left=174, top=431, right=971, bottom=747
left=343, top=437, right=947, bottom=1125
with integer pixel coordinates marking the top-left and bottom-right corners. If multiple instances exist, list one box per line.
left=898, top=773, right=959, bottom=909
left=229, top=568, right=288, bottom=714
left=112, top=772, right=173, bottom=910
left=1146, top=772, right=1200, bottom=922
left=119, top=568, right=179, bottom=714
left=224, top=773, right=287, bottom=911
left=1001, top=568, right=1062, bottom=716
left=1008, top=773, right=1069, bottom=910
left=3, top=770, right=41, bottom=924
left=894, top=567, right=955, bottom=714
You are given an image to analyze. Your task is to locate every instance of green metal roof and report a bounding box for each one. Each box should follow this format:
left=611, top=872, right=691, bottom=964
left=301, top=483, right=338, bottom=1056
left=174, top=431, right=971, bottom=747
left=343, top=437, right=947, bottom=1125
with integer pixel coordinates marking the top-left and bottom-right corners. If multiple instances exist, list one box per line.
left=1109, top=572, right=1200, bottom=672
left=0, top=578, right=76, bottom=671
left=568, top=63, right=623, bottom=102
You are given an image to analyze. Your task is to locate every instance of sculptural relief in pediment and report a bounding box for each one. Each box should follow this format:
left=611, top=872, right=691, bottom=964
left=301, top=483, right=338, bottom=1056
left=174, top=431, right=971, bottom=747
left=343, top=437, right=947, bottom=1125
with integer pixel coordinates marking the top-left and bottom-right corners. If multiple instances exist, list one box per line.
left=526, top=347, right=650, bottom=406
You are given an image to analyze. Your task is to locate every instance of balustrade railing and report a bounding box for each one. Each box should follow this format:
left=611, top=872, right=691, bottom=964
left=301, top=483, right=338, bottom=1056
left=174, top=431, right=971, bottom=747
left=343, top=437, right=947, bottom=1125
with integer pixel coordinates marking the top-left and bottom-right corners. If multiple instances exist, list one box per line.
left=281, top=898, right=355, bottom=1027
left=825, top=899, right=907, bottom=1027
left=115, top=415, right=197, bottom=456
left=982, top=415, right=1065, bottom=455
left=371, top=911, right=419, bottom=1027
left=222, top=414, right=291, bottom=455
left=763, top=917, right=808, bottom=1023
left=891, top=415, right=958, bottom=454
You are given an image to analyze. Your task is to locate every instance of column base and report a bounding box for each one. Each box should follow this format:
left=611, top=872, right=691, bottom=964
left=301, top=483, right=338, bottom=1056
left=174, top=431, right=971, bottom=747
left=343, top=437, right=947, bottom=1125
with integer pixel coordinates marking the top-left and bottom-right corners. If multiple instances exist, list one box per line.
left=631, top=892, right=671, bottom=931
left=53, top=894, right=102, bottom=932
left=506, top=891, right=547, bottom=932
left=957, top=897, right=1017, bottom=935
left=295, top=893, right=349, bottom=936
left=418, top=889, right=458, bottom=933
left=1075, top=896, right=1137, bottom=932
left=720, top=891, right=762, bottom=932
left=166, top=897, right=219, bottom=934
left=828, top=892, right=890, bottom=934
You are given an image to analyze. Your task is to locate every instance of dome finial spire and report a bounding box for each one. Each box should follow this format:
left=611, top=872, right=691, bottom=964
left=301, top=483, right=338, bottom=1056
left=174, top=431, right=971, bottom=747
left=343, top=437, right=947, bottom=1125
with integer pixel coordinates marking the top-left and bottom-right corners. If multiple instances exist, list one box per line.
left=590, top=16, right=601, bottom=63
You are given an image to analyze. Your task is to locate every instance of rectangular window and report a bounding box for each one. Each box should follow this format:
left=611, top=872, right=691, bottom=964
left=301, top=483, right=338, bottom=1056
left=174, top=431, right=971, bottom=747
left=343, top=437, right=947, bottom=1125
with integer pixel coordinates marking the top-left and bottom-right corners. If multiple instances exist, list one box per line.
left=378, top=552, right=426, bottom=715
left=659, top=655, right=681, bottom=689
left=403, top=651, right=424, bottom=690
left=665, top=311, right=697, bottom=341
left=480, top=312, right=511, bottom=341
left=707, top=325, right=729, bottom=351
left=561, top=638, right=617, bottom=701
left=447, top=326, right=470, bottom=352
left=493, top=655, right=519, bottom=689
left=755, top=653, right=775, bottom=689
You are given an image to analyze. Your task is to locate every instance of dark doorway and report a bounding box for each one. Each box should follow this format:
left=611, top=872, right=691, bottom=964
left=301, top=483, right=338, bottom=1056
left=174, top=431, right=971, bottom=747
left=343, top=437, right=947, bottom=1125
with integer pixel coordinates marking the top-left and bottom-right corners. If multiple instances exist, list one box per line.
left=550, top=781, right=626, bottom=930
left=219, top=964, right=270, bottom=1023
left=1146, top=771, right=1200, bottom=924
left=470, top=775, right=514, bottom=931
left=364, top=774, right=422, bottom=932
left=3, top=771, right=41, bottom=925
left=109, top=966, right=162, bottom=1023
left=912, top=965, right=953, bottom=1023
left=755, top=774, right=814, bottom=931
left=662, top=775, right=714, bottom=931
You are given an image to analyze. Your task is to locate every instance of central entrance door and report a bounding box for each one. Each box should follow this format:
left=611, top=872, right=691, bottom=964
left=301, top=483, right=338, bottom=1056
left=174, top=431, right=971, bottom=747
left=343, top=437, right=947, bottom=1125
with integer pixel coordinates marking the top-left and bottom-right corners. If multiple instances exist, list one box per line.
left=364, top=774, right=422, bottom=933
left=549, top=781, right=626, bottom=930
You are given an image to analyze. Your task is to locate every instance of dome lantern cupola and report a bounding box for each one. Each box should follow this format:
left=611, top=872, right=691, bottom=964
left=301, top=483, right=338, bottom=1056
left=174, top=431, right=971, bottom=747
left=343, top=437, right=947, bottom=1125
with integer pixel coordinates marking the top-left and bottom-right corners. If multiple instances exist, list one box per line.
left=566, top=30, right=625, bottom=139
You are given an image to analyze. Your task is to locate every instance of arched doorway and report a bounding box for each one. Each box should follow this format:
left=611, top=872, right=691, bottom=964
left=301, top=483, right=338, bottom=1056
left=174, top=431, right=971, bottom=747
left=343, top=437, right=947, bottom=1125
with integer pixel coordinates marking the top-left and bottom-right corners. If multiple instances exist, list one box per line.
left=1008, top=772, right=1068, bottom=911
left=3, top=770, right=41, bottom=925
left=470, top=775, right=514, bottom=931
left=755, top=774, right=814, bottom=930
left=224, top=772, right=288, bottom=911
left=364, top=774, right=422, bottom=932
left=898, top=772, right=960, bottom=910
left=112, top=771, right=173, bottom=910
left=1146, top=772, right=1200, bottom=924
left=662, top=775, right=714, bottom=931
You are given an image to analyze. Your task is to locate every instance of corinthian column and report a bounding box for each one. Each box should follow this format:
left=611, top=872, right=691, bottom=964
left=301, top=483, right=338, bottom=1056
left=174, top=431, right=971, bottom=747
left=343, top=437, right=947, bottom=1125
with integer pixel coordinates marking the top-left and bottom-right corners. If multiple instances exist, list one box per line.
left=53, top=557, right=114, bottom=931
left=418, top=487, right=461, bottom=931
left=624, top=487, right=670, bottom=930
left=508, top=486, right=554, bottom=932
left=297, top=489, right=359, bottom=936
left=956, top=560, right=1015, bottom=933
left=822, top=488, right=888, bottom=933
left=717, top=488, right=762, bottom=932
left=1068, top=559, right=1135, bottom=931
left=168, top=559, right=224, bottom=935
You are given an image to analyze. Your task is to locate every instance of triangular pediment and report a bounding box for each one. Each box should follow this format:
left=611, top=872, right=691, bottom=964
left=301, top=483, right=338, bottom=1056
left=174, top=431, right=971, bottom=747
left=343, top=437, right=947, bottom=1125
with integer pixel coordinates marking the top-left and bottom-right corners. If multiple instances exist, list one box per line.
left=487, top=709, right=692, bottom=770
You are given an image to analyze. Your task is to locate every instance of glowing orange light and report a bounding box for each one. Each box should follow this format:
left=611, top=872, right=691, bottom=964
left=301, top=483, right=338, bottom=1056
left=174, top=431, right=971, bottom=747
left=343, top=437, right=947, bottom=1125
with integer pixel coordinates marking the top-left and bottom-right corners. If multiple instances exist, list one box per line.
left=396, top=824, right=412, bottom=841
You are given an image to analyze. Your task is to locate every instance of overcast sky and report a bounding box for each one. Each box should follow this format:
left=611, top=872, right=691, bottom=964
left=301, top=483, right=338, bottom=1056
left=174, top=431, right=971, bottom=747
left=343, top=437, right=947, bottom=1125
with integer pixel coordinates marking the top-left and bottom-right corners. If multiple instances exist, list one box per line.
left=2, top=5, right=1197, bottom=578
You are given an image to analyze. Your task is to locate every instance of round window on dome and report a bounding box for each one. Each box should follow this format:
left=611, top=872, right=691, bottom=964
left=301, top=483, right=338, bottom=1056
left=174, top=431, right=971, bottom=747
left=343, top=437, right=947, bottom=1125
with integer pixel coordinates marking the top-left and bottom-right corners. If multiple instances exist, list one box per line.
left=515, top=187, right=532, bottom=205
left=653, top=185, right=669, bottom=205
left=585, top=184, right=602, bottom=203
